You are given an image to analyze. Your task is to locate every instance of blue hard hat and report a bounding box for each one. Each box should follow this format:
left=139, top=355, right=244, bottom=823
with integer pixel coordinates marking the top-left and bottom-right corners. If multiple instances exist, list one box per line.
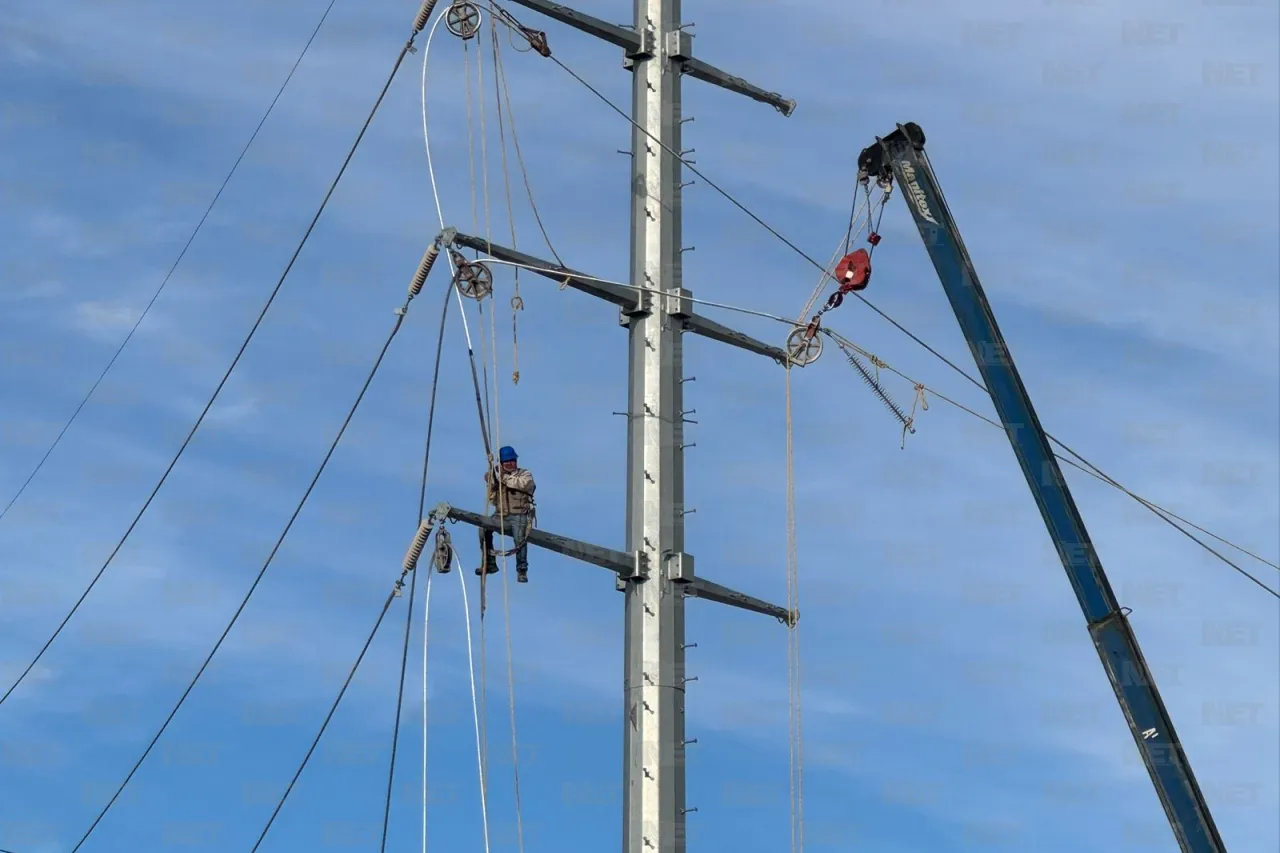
left=499, top=446, right=518, bottom=462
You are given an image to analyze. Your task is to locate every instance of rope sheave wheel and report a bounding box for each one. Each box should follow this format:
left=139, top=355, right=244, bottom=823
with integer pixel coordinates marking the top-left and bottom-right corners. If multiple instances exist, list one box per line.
left=433, top=525, right=454, bottom=574
left=452, top=257, right=494, bottom=300
left=446, top=1, right=483, bottom=40
left=785, top=324, right=822, bottom=367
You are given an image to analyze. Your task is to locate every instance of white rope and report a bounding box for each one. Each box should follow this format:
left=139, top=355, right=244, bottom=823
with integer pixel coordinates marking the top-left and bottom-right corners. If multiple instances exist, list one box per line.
left=434, top=14, right=526, bottom=851
left=476, top=12, right=493, bottom=248
left=421, top=7, right=477, bottom=351
left=481, top=175, right=529, bottom=853
left=474, top=302, right=494, bottom=816
left=418, top=27, right=451, bottom=853
left=420, top=563, right=435, bottom=853
left=456, top=548, right=493, bottom=853
left=784, top=365, right=805, bottom=853
left=467, top=23, right=495, bottom=789
left=420, top=16, right=490, bottom=849
left=485, top=6, right=528, bottom=385
left=422, top=10, right=450, bottom=238
left=462, top=39, right=479, bottom=248
left=467, top=24, right=528, bottom=846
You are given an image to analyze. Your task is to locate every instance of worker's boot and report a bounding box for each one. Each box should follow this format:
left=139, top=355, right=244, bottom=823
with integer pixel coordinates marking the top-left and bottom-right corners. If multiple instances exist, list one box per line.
left=516, top=566, right=528, bottom=584
left=475, top=539, right=498, bottom=576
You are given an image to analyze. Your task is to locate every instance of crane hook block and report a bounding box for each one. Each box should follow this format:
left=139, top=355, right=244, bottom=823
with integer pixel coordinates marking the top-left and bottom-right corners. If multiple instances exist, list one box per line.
left=834, top=249, right=871, bottom=293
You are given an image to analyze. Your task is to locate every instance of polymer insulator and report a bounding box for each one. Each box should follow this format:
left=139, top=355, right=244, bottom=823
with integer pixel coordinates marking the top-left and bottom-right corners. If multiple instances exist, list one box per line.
left=402, top=517, right=433, bottom=572
left=840, top=345, right=915, bottom=433
left=408, top=244, right=440, bottom=298
left=413, top=0, right=439, bottom=33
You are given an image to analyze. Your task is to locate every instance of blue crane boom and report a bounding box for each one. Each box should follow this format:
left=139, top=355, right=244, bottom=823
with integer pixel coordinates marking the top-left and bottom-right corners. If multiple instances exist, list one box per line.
left=857, top=123, right=1226, bottom=853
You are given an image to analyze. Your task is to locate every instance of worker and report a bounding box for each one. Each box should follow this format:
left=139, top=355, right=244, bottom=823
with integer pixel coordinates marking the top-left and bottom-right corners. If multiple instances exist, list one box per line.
left=478, top=445, right=535, bottom=583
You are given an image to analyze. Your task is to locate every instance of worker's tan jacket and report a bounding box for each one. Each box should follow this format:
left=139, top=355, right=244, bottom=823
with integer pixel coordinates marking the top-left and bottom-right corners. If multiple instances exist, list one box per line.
left=486, top=467, right=535, bottom=515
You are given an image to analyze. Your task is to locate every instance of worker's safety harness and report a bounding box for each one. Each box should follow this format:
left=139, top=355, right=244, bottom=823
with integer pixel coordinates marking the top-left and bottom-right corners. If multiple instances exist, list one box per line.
left=425, top=480, right=536, bottom=576
left=482, top=472, right=537, bottom=561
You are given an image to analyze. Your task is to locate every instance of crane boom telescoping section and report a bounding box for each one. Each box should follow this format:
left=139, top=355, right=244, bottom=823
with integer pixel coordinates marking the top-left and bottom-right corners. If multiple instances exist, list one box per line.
left=858, top=123, right=1226, bottom=853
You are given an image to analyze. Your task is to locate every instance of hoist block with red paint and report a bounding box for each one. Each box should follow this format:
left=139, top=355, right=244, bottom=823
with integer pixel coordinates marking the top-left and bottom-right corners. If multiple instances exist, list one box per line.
left=834, top=249, right=871, bottom=292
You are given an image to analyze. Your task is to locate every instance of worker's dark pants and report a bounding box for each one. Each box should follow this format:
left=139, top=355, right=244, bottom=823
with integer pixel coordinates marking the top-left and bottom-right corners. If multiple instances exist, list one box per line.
left=481, top=513, right=530, bottom=571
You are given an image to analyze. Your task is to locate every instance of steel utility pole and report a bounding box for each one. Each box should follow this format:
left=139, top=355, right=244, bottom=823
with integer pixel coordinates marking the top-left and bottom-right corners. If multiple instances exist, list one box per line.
left=433, top=1, right=796, bottom=851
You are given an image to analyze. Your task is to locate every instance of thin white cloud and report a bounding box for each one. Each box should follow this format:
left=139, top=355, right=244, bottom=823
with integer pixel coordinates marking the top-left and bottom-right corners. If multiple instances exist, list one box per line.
left=72, top=301, right=143, bottom=334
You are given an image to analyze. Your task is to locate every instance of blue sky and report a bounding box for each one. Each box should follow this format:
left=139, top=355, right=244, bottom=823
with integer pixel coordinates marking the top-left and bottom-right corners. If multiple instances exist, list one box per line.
left=1, top=0, right=1277, bottom=851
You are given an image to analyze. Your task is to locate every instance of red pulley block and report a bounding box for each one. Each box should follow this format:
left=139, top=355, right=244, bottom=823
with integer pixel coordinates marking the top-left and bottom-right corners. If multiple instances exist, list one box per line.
left=867, top=232, right=882, bottom=246
left=834, top=248, right=871, bottom=293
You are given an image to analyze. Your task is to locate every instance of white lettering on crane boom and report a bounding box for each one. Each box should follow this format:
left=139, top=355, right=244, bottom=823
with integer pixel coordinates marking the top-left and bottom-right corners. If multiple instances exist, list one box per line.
left=900, top=161, right=939, bottom=225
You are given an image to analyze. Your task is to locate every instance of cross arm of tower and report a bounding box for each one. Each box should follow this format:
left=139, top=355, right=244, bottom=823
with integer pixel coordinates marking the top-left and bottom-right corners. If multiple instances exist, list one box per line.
left=685, top=576, right=796, bottom=625
left=446, top=505, right=634, bottom=571
left=448, top=228, right=634, bottom=305
left=446, top=230, right=789, bottom=364
left=503, top=0, right=796, bottom=115
left=442, top=505, right=794, bottom=624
